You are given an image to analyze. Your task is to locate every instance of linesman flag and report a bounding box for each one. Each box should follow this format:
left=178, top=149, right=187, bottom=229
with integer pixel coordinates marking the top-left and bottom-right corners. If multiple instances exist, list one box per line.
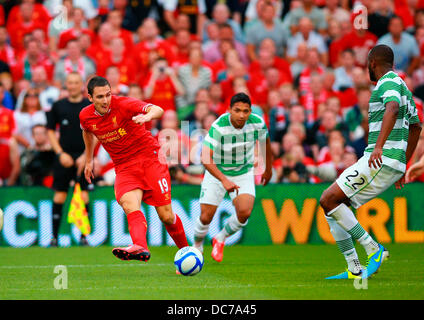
left=68, top=183, right=91, bottom=235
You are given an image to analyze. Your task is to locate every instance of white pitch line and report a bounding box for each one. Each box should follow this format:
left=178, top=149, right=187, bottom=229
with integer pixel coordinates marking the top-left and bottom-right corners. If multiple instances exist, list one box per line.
left=0, top=263, right=169, bottom=269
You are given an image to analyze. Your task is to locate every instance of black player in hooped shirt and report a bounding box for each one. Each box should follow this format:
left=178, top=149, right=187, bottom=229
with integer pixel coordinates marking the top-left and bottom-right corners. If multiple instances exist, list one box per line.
left=46, top=72, right=92, bottom=247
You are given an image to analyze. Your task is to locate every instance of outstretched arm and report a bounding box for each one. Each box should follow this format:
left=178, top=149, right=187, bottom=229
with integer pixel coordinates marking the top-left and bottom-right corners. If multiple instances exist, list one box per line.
left=132, top=104, right=164, bottom=125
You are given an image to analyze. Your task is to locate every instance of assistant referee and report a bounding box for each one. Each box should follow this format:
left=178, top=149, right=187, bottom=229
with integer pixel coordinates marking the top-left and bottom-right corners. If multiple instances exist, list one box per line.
left=46, top=72, right=92, bottom=246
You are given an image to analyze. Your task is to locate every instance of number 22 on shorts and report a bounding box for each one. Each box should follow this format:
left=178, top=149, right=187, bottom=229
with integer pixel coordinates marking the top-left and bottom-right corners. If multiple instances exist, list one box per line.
left=344, top=170, right=366, bottom=191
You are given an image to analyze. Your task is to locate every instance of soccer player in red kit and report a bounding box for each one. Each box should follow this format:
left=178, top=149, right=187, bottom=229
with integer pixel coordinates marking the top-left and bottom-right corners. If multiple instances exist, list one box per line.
left=80, top=76, right=188, bottom=262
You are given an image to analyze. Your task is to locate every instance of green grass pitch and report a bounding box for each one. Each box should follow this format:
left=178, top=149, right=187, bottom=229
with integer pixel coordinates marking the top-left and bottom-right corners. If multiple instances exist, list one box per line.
left=0, top=244, right=423, bottom=300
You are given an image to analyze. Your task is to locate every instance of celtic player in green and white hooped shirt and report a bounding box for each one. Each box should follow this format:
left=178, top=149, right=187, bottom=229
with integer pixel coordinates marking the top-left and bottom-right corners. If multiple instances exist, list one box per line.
left=193, top=93, right=273, bottom=262
left=365, top=70, right=420, bottom=172
left=320, top=45, right=422, bottom=280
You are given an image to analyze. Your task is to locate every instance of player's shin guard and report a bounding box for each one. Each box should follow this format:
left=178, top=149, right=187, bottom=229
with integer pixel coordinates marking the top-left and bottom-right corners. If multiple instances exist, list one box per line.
left=327, top=203, right=379, bottom=256
left=127, top=210, right=148, bottom=249
left=193, top=217, right=210, bottom=244
left=326, top=215, right=360, bottom=273
left=165, top=214, right=189, bottom=249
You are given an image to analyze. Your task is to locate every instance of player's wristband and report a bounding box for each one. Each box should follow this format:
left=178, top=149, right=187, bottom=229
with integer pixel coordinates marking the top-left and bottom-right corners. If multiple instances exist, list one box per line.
left=56, top=152, right=63, bottom=158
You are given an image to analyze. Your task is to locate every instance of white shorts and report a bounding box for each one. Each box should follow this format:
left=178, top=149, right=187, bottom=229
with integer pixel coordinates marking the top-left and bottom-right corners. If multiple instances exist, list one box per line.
left=336, top=155, right=403, bottom=209
left=199, top=170, right=256, bottom=206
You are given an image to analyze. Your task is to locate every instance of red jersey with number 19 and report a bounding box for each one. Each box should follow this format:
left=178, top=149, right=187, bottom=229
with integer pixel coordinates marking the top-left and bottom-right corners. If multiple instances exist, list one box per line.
left=79, top=95, right=160, bottom=167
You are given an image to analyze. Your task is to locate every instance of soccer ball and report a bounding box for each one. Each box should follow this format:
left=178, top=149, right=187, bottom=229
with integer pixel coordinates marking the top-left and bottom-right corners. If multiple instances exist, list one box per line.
left=0, top=208, right=3, bottom=231
left=174, top=246, right=204, bottom=276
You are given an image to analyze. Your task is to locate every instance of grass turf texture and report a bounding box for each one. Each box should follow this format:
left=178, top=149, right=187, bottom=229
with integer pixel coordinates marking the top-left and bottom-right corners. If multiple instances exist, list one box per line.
left=0, top=244, right=423, bottom=300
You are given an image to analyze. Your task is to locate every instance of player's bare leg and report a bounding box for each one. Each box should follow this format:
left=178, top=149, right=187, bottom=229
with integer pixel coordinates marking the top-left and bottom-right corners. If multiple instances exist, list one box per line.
left=193, top=204, right=218, bottom=253
left=156, top=204, right=188, bottom=249
left=212, top=194, right=254, bottom=262
left=113, top=189, right=150, bottom=262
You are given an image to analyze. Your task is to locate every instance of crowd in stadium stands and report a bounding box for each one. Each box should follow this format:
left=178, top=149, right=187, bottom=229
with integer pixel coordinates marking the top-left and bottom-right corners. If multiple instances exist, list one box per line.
left=1, top=0, right=424, bottom=188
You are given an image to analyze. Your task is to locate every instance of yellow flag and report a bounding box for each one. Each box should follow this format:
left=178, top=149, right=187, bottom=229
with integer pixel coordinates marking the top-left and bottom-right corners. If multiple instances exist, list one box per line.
left=68, top=183, right=91, bottom=235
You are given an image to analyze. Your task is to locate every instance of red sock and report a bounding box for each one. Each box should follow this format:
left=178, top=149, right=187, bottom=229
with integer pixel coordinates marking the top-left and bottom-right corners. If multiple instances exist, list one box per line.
left=165, top=214, right=189, bottom=249
left=127, top=210, right=148, bottom=249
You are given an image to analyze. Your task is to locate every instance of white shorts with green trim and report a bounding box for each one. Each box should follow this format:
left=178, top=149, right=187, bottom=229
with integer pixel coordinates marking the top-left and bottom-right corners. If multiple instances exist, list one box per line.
left=199, top=169, right=255, bottom=206
left=336, top=155, right=404, bottom=209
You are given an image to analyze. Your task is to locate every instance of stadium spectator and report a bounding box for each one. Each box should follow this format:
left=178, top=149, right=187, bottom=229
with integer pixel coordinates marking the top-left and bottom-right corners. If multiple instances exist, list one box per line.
left=162, top=0, right=207, bottom=37
left=276, top=148, right=310, bottom=183
left=214, top=48, right=245, bottom=82
left=377, top=15, right=420, bottom=74
left=14, top=66, right=59, bottom=112
left=249, top=39, right=293, bottom=84
left=344, top=84, right=371, bottom=157
left=13, top=88, right=47, bottom=155
left=47, top=0, right=74, bottom=52
left=245, top=1, right=287, bottom=61
left=286, top=16, right=328, bottom=66
left=203, top=22, right=248, bottom=66
left=57, top=7, right=94, bottom=53
left=106, top=9, right=134, bottom=52
left=288, top=0, right=328, bottom=35
left=6, top=1, right=50, bottom=54
left=332, top=14, right=377, bottom=68
left=105, top=65, right=129, bottom=96
left=177, top=47, right=212, bottom=109
left=100, top=37, right=136, bottom=84
left=158, top=109, right=191, bottom=171
left=53, top=39, right=96, bottom=87
left=300, top=72, right=330, bottom=123
left=311, top=109, right=349, bottom=150
left=11, top=36, right=54, bottom=83
left=323, top=0, right=351, bottom=24
left=202, top=3, right=244, bottom=44
left=143, top=58, right=185, bottom=113
left=112, top=0, right=141, bottom=31
left=333, top=49, right=355, bottom=91
left=367, top=0, right=395, bottom=38
left=0, top=85, right=16, bottom=139
left=290, top=42, right=308, bottom=79
left=208, top=82, right=226, bottom=116
left=186, top=100, right=211, bottom=134
left=298, top=48, right=325, bottom=97
left=0, top=26, right=17, bottom=69
left=133, top=18, right=175, bottom=82
left=86, top=22, right=114, bottom=70
left=20, top=124, right=55, bottom=186
left=0, top=137, right=20, bottom=186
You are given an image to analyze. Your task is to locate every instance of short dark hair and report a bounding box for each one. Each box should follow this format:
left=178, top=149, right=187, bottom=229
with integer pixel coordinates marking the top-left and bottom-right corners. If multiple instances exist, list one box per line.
left=230, top=92, right=251, bottom=108
left=368, top=44, right=394, bottom=67
left=87, top=76, right=110, bottom=96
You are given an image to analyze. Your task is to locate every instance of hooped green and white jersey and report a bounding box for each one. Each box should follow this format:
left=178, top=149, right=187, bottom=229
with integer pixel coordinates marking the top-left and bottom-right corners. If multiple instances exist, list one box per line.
left=365, top=71, right=420, bottom=172
left=203, top=112, right=269, bottom=176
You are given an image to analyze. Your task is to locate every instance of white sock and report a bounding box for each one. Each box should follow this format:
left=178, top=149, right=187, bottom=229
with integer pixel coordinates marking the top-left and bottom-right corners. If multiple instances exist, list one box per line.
left=326, top=215, right=360, bottom=273
left=328, top=203, right=379, bottom=256
left=193, top=217, right=209, bottom=247
left=215, top=214, right=247, bottom=243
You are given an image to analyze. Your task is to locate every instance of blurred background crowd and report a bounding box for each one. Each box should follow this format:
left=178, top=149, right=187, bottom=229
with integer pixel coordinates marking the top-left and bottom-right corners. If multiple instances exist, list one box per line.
left=1, top=0, right=424, bottom=188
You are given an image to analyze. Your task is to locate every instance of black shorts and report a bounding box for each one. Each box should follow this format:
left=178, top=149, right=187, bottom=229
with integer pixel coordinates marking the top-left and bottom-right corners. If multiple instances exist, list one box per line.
left=52, top=153, right=89, bottom=192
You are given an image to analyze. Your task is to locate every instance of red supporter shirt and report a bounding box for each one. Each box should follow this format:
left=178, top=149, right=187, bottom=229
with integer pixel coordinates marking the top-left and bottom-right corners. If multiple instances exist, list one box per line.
left=336, top=30, right=377, bottom=67
left=0, top=140, right=12, bottom=179
left=143, top=73, right=177, bottom=112
left=0, top=107, right=15, bottom=139
left=79, top=95, right=161, bottom=167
